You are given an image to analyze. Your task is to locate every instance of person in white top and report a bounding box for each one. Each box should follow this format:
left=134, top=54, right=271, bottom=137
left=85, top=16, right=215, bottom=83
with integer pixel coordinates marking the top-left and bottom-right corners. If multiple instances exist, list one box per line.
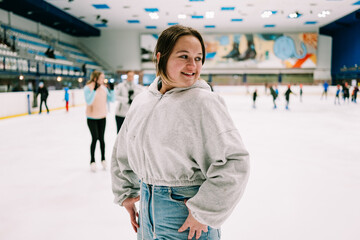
left=114, top=71, right=143, bottom=133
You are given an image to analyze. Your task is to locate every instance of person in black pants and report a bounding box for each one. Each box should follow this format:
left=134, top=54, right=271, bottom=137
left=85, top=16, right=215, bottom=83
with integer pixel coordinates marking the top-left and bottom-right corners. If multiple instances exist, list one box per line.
left=285, top=84, right=296, bottom=110
left=252, top=89, right=257, bottom=108
left=87, top=118, right=106, bottom=164
left=269, top=85, right=278, bottom=109
left=37, top=82, right=49, bottom=114
left=84, top=70, right=115, bottom=172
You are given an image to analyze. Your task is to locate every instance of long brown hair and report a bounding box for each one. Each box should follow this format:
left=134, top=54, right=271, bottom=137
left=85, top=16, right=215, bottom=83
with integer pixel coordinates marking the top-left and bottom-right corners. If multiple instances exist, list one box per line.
left=87, top=70, right=103, bottom=85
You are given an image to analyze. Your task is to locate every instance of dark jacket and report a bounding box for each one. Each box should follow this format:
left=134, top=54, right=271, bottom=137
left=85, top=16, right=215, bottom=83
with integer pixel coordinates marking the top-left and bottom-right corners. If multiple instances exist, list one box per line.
left=37, top=87, right=49, bottom=100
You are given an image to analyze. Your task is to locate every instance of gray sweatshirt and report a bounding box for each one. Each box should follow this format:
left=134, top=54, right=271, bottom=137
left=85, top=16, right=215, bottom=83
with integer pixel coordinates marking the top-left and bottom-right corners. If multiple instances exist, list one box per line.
left=111, top=77, right=250, bottom=228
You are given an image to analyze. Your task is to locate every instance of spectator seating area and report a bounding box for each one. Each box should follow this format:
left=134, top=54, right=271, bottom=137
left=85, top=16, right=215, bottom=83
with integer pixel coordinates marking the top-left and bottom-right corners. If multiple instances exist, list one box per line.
left=0, top=24, right=103, bottom=78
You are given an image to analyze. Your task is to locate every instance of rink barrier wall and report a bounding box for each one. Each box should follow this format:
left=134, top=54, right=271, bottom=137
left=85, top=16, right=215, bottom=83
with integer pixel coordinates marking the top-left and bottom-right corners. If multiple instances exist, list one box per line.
left=0, top=89, right=85, bottom=119
left=0, top=85, right=340, bottom=119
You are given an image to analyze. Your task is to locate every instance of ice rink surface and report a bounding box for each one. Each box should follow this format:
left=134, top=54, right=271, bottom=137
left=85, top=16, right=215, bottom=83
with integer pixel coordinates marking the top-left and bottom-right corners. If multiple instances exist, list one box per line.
left=1, top=85, right=359, bottom=240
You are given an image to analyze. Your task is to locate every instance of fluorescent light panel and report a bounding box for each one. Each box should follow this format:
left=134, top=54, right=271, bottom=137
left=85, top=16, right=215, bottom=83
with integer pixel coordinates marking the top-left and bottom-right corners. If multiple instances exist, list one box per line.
left=92, top=4, right=110, bottom=9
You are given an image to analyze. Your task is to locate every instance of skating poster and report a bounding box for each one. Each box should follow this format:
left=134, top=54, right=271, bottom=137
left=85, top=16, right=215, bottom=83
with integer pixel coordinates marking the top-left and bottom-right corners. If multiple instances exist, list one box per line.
left=140, top=32, right=317, bottom=69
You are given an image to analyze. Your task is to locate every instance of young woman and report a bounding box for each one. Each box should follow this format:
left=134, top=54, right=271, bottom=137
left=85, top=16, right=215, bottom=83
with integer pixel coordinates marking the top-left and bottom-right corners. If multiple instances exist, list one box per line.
left=84, top=70, right=114, bottom=172
left=111, top=25, right=250, bottom=240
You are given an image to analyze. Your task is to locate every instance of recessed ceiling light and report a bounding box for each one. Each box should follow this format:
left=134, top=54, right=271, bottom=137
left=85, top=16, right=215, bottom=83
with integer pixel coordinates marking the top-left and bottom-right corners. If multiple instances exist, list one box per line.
left=205, top=11, right=214, bottom=19
left=261, top=11, right=272, bottom=18
left=178, top=14, right=187, bottom=19
left=288, top=11, right=302, bottom=19
left=318, top=10, right=331, bottom=18
left=149, top=12, right=159, bottom=19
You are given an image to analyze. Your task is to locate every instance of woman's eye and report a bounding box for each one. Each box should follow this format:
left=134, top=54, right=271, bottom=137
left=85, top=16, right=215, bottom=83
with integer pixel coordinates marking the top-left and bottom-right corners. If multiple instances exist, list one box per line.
left=180, top=55, right=187, bottom=59
left=195, top=57, right=202, bottom=61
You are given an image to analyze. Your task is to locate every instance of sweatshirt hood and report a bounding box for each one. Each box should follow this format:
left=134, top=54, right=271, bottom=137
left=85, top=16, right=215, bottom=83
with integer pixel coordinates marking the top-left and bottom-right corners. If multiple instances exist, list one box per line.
left=148, top=76, right=211, bottom=96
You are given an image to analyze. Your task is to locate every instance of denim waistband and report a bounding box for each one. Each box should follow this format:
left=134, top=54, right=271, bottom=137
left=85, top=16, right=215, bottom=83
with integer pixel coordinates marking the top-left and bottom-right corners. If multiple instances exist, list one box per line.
left=139, top=181, right=201, bottom=240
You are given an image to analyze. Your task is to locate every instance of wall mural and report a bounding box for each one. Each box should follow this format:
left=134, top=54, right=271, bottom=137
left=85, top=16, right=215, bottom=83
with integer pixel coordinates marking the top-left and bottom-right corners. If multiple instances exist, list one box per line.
left=140, top=33, right=317, bottom=69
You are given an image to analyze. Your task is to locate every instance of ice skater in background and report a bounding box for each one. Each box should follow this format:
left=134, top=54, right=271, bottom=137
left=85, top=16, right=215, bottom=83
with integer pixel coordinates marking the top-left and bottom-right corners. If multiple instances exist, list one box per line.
left=342, top=82, right=350, bottom=104
left=321, top=81, right=329, bottom=100
left=114, top=70, right=144, bottom=133
left=64, top=87, right=69, bottom=112
left=284, top=84, right=296, bottom=110
left=269, top=85, right=278, bottom=109
left=252, top=89, right=257, bottom=108
left=37, top=82, right=49, bottom=114
left=334, top=84, right=341, bottom=105
left=351, top=85, right=358, bottom=103
left=299, top=84, right=303, bottom=102
left=84, top=70, right=115, bottom=172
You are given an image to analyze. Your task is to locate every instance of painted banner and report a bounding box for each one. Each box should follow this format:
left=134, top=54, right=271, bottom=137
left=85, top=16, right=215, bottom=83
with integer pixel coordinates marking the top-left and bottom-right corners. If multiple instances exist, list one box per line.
left=140, top=33, right=317, bottom=69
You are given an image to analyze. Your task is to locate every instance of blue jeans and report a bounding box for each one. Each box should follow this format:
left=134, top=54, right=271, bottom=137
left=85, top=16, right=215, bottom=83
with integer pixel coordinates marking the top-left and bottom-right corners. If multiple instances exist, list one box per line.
left=138, top=182, right=221, bottom=240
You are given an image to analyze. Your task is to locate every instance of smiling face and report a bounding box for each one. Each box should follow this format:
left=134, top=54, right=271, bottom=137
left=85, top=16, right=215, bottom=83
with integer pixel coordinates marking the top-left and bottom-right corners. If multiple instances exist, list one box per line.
left=159, top=35, right=203, bottom=92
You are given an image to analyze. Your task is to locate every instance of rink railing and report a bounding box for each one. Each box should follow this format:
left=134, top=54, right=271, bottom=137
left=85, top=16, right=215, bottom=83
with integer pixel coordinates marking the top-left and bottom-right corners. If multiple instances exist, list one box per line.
left=0, top=89, right=85, bottom=119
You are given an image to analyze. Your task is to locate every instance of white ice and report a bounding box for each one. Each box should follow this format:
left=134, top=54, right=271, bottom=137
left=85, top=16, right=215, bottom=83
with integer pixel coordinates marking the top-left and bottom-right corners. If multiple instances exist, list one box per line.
left=1, top=85, right=359, bottom=240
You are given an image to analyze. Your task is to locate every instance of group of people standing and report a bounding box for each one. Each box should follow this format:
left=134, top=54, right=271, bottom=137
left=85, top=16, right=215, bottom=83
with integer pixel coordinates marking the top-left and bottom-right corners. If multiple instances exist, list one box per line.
left=332, top=82, right=359, bottom=105
left=252, top=84, right=296, bottom=110
left=252, top=80, right=359, bottom=110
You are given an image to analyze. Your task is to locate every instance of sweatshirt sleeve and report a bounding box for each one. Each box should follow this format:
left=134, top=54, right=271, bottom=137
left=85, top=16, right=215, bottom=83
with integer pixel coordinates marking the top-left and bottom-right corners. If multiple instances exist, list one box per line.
left=111, top=119, right=140, bottom=206
left=186, top=94, right=250, bottom=229
left=106, top=88, right=115, bottom=102
left=84, top=86, right=96, bottom=105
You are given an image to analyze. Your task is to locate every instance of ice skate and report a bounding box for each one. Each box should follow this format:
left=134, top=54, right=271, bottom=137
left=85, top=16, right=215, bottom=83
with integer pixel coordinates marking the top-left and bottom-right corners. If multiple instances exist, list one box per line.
left=90, top=162, right=97, bottom=172
left=101, top=160, right=107, bottom=170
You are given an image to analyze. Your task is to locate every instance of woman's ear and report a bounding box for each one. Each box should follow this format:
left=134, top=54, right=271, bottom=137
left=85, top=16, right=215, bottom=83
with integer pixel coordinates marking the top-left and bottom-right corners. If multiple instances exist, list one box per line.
left=156, top=52, right=161, bottom=64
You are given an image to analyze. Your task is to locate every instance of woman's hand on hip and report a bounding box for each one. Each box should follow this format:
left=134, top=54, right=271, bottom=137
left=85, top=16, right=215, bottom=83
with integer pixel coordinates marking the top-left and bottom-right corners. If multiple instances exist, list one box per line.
left=122, top=196, right=140, bottom=232
left=178, top=200, right=208, bottom=239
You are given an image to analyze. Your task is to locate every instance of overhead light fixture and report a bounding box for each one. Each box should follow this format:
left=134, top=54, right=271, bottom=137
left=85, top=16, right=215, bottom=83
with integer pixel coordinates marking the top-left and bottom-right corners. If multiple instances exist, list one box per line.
left=178, top=14, right=187, bottom=19
left=149, top=12, right=159, bottom=19
left=19, top=75, right=24, bottom=80
left=57, top=77, right=62, bottom=82
left=78, top=78, right=83, bottom=83
left=288, top=11, right=301, bottom=19
left=318, top=10, right=331, bottom=18
left=261, top=10, right=273, bottom=18
left=205, top=11, right=214, bottom=19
